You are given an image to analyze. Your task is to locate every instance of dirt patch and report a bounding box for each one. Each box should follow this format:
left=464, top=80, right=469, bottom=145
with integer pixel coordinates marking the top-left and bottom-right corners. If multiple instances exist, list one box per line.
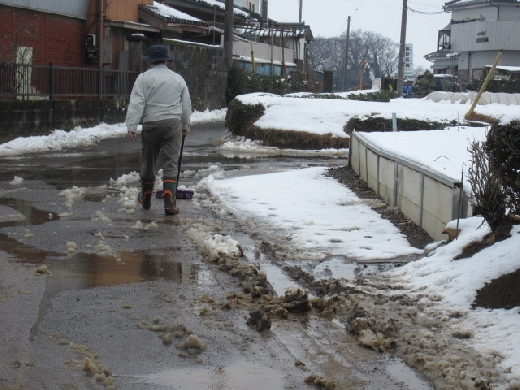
left=472, top=267, right=520, bottom=310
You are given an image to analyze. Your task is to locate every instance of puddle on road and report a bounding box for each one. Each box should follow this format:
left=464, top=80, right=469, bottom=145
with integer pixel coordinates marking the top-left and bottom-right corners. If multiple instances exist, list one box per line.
left=0, top=196, right=205, bottom=289
left=0, top=197, right=60, bottom=227
left=1, top=235, right=203, bottom=289
left=49, top=252, right=201, bottom=288
left=137, top=361, right=284, bottom=389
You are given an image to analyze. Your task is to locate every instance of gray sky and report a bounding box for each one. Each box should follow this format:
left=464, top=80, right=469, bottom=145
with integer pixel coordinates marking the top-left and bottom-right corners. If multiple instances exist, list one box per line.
left=267, top=0, right=451, bottom=69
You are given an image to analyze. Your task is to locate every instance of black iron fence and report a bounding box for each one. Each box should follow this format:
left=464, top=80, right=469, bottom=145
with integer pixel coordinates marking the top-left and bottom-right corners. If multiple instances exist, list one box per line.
left=0, top=62, right=139, bottom=100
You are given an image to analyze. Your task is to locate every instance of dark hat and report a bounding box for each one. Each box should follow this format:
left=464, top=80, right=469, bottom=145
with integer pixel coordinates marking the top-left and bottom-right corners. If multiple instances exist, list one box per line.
left=143, top=45, right=173, bottom=62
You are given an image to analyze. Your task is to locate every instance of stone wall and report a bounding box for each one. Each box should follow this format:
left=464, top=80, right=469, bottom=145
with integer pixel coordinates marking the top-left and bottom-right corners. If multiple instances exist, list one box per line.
left=167, top=41, right=228, bottom=111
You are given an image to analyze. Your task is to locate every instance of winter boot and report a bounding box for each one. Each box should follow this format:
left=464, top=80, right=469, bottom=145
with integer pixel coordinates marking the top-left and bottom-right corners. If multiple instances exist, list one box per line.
left=163, top=178, right=179, bottom=216
left=138, top=179, right=154, bottom=210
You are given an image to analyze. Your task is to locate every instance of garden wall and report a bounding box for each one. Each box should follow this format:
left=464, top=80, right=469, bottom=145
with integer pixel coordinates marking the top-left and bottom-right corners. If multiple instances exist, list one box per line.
left=350, top=131, right=472, bottom=241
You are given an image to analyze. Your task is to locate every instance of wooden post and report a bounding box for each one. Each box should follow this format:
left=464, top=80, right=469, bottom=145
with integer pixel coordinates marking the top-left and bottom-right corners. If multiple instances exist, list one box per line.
left=465, top=50, right=504, bottom=120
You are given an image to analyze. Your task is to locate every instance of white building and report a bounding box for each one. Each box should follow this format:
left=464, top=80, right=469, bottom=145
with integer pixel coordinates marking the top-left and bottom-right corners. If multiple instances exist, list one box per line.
left=425, top=0, right=520, bottom=83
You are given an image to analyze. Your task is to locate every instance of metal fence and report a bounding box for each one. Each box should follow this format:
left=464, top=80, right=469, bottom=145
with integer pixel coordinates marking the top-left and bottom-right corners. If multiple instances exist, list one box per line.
left=0, top=63, right=139, bottom=100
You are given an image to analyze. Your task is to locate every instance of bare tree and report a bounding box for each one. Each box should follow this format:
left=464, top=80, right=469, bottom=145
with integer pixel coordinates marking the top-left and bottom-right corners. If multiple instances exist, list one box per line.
left=467, top=139, right=508, bottom=239
left=307, top=29, right=398, bottom=91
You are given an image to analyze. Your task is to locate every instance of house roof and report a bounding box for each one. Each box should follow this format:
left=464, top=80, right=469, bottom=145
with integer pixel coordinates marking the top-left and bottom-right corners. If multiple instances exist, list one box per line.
left=444, top=0, right=520, bottom=11
left=140, top=1, right=209, bottom=26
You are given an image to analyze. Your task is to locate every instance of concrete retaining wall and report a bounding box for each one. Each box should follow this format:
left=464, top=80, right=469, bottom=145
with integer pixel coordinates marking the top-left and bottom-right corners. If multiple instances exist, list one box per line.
left=350, top=131, right=472, bottom=241
left=0, top=99, right=128, bottom=143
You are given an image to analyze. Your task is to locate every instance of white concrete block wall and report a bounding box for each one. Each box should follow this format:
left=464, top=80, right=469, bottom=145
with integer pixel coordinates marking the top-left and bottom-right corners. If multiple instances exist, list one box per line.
left=422, top=176, right=457, bottom=241
left=366, top=149, right=378, bottom=191
left=350, top=132, right=467, bottom=242
left=378, top=157, right=396, bottom=205
left=396, top=165, right=423, bottom=226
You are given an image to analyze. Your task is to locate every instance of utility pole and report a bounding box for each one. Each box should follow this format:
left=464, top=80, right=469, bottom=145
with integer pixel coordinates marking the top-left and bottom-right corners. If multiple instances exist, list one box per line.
left=342, top=16, right=351, bottom=92
left=98, top=0, right=104, bottom=99
left=224, top=0, right=234, bottom=70
left=397, top=0, right=407, bottom=97
left=299, top=0, right=303, bottom=23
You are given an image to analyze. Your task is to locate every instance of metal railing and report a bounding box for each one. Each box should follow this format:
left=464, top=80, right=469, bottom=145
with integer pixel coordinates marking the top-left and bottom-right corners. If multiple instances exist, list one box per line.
left=0, top=62, right=139, bottom=100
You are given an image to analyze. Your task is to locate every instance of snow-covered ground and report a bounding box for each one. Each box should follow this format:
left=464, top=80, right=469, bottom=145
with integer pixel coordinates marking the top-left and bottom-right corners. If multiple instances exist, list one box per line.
left=3, top=94, right=520, bottom=387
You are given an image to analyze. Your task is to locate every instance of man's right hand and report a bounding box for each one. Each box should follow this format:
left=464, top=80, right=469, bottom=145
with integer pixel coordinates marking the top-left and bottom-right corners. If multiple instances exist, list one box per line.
left=128, top=131, right=138, bottom=141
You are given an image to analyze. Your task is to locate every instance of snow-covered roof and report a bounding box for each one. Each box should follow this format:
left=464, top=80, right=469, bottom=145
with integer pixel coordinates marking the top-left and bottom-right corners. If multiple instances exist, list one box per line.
left=165, top=0, right=250, bottom=18
left=146, top=1, right=202, bottom=22
left=192, top=0, right=249, bottom=17
left=485, top=65, right=520, bottom=72
left=141, top=1, right=208, bottom=24
left=238, top=23, right=313, bottom=40
left=444, top=0, right=520, bottom=11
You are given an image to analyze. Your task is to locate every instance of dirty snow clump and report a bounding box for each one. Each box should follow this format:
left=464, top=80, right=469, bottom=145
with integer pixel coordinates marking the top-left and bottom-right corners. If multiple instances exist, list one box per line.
left=118, top=186, right=138, bottom=214
left=201, top=234, right=243, bottom=262
left=10, top=176, right=24, bottom=185
left=109, top=171, right=139, bottom=187
left=94, top=209, right=112, bottom=225
left=65, top=242, right=78, bottom=253
left=59, top=186, right=87, bottom=208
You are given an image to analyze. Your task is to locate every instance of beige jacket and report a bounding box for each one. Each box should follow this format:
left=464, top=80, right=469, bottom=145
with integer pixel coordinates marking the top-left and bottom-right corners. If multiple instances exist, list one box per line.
left=126, top=64, right=191, bottom=132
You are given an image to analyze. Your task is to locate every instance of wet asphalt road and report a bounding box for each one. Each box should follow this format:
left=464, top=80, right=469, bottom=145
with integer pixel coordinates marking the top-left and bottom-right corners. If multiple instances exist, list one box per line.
left=0, top=122, right=432, bottom=389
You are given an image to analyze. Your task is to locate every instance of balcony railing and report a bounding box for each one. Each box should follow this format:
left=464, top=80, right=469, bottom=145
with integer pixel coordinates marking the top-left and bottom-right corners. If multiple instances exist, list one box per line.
left=0, top=63, right=139, bottom=100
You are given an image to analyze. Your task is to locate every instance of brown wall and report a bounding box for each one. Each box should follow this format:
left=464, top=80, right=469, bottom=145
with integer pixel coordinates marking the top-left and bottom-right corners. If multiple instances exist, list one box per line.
left=87, top=0, right=153, bottom=25
left=0, top=5, right=85, bottom=66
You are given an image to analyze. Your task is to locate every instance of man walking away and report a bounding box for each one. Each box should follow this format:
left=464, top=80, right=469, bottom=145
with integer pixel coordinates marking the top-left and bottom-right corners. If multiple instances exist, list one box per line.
left=126, top=44, right=191, bottom=215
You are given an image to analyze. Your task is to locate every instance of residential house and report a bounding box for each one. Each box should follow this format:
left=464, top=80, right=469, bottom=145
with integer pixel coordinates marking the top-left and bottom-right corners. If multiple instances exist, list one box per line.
left=0, top=0, right=89, bottom=66
left=1, top=0, right=311, bottom=74
left=425, top=0, right=520, bottom=83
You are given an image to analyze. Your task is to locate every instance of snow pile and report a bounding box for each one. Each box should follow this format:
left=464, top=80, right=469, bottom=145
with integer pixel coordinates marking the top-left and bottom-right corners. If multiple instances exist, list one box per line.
left=220, top=136, right=348, bottom=159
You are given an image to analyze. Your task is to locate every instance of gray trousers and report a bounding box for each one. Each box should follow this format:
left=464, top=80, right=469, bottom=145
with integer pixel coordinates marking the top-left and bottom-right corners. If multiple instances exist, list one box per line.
left=140, top=119, right=182, bottom=182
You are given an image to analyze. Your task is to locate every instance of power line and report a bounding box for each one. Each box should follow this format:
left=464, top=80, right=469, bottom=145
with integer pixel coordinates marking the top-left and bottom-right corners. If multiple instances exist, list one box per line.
left=408, top=7, right=445, bottom=15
